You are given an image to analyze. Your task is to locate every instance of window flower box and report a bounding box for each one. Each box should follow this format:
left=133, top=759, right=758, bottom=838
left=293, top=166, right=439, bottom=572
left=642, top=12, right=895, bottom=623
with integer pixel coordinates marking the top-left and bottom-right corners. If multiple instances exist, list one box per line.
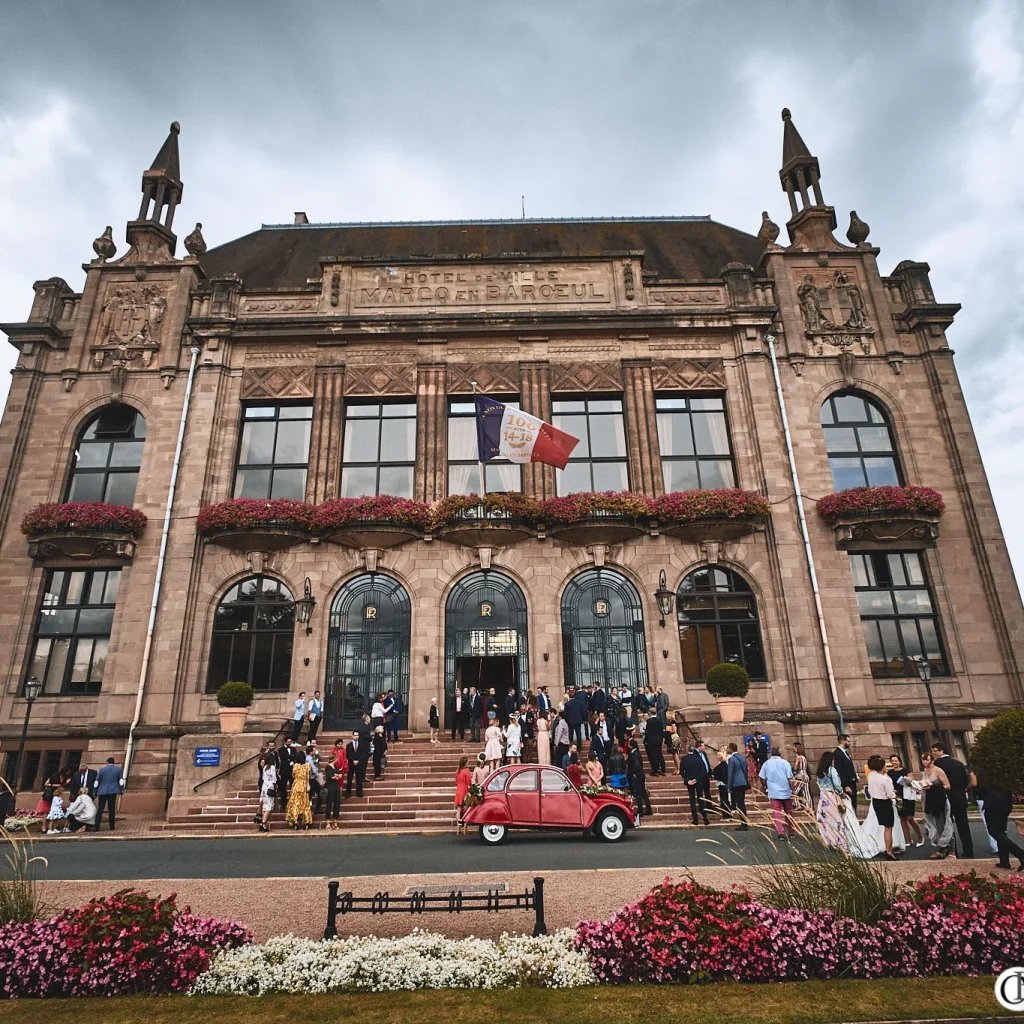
left=650, top=489, right=770, bottom=543
left=540, top=491, right=651, bottom=546
left=313, top=496, right=428, bottom=550
left=817, top=486, right=944, bottom=550
left=196, top=499, right=314, bottom=552
left=21, top=501, right=147, bottom=565
left=431, top=493, right=538, bottom=547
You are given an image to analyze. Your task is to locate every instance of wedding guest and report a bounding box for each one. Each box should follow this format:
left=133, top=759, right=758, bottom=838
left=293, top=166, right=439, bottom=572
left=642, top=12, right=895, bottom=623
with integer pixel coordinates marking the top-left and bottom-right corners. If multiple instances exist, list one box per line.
left=931, top=741, right=974, bottom=859
left=93, top=757, right=123, bottom=832
left=726, top=742, right=749, bottom=829
left=608, top=742, right=628, bottom=789
left=681, top=745, right=711, bottom=826
left=63, top=788, right=97, bottom=834
left=290, top=691, right=307, bottom=741
left=504, top=713, right=523, bottom=765
left=644, top=713, right=666, bottom=776
left=371, top=726, right=388, bottom=779
left=815, top=750, right=873, bottom=857
left=791, top=742, right=811, bottom=810
left=257, top=755, right=277, bottom=834
left=975, top=774, right=1024, bottom=871
left=552, top=713, right=570, bottom=768
left=665, top=723, right=682, bottom=773
left=585, top=751, right=605, bottom=787
left=307, top=690, right=324, bottom=741
left=561, top=741, right=578, bottom=771
left=285, top=756, right=313, bottom=830
left=470, top=752, right=490, bottom=789
left=832, top=734, right=859, bottom=813
left=383, top=689, right=401, bottom=744
left=759, top=747, right=796, bottom=839
left=467, top=687, right=484, bottom=744
left=745, top=740, right=761, bottom=794
left=536, top=712, right=551, bottom=765
left=919, top=751, right=955, bottom=859
left=865, top=755, right=899, bottom=860
left=484, top=718, right=503, bottom=772
left=428, top=697, right=440, bottom=745
left=344, top=731, right=369, bottom=798
left=566, top=751, right=584, bottom=789
left=454, top=755, right=472, bottom=833
left=42, top=784, right=67, bottom=834
left=711, top=749, right=731, bottom=819
left=627, top=738, right=652, bottom=816
left=370, top=693, right=387, bottom=734
left=888, top=753, right=924, bottom=847
left=450, top=688, right=467, bottom=741
left=332, top=737, right=348, bottom=779
left=322, top=758, right=342, bottom=830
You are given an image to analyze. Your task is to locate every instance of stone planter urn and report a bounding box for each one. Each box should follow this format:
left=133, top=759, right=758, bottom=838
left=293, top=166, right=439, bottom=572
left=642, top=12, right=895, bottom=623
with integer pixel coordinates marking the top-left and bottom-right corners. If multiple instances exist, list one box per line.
left=215, top=681, right=254, bottom=735
left=715, top=697, right=746, bottom=724
left=217, top=706, right=249, bottom=734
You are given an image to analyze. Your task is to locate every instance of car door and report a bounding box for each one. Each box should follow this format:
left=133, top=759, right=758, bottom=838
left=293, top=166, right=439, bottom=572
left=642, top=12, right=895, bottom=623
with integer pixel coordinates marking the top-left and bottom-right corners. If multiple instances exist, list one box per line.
left=506, top=768, right=541, bottom=825
left=540, top=768, right=584, bottom=827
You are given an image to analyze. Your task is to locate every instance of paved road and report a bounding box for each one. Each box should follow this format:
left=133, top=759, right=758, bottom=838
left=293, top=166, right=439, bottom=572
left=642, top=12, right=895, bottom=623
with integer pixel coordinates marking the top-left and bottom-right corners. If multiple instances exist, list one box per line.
left=22, top=822, right=1000, bottom=880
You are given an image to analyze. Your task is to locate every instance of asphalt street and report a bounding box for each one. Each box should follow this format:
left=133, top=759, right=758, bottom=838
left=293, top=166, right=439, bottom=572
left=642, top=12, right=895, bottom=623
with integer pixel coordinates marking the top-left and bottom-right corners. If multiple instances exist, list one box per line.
left=21, top=821, right=1001, bottom=880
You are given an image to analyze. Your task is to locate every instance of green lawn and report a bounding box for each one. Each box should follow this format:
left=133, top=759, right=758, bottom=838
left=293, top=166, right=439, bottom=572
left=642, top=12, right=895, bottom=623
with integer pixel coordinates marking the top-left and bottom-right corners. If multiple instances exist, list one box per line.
left=0, top=977, right=1002, bottom=1023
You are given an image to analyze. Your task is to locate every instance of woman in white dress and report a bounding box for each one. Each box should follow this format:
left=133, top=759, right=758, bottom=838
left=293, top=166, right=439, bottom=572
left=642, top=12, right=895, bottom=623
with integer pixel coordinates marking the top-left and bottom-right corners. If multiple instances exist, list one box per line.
left=504, top=714, right=523, bottom=765
left=861, top=757, right=907, bottom=859
left=484, top=721, right=504, bottom=771
left=815, top=751, right=877, bottom=858
left=536, top=713, right=551, bottom=765
left=258, top=756, right=277, bottom=834
left=918, top=751, right=955, bottom=858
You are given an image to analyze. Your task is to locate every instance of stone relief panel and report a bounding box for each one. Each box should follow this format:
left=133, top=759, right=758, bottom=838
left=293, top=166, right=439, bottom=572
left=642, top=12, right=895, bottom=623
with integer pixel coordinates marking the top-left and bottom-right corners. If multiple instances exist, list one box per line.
left=794, top=266, right=874, bottom=356
left=240, top=367, right=314, bottom=399
left=242, top=296, right=318, bottom=315
left=446, top=362, right=520, bottom=396
left=652, top=358, right=726, bottom=391
left=344, top=363, right=417, bottom=396
left=550, top=361, right=623, bottom=392
left=648, top=287, right=725, bottom=307
left=90, top=282, right=168, bottom=399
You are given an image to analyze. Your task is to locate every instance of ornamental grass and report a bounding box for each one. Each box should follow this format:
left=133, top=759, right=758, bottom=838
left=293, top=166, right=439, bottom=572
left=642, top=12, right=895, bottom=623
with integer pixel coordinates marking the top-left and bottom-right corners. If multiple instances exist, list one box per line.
left=0, top=826, right=49, bottom=926
left=816, top=485, right=944, bottom=524
left=20, top=502, right=147, bottom=538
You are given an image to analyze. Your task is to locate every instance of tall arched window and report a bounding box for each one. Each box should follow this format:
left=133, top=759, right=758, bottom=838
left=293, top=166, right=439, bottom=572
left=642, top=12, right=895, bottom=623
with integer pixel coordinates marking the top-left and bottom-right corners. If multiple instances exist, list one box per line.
left=67, top=405, right=146, bottom=505
left=820, top=391, right=900, bottom=491
left=677, top=567, right=765, bottom=681
left=207, top=575, right=294, bottom=692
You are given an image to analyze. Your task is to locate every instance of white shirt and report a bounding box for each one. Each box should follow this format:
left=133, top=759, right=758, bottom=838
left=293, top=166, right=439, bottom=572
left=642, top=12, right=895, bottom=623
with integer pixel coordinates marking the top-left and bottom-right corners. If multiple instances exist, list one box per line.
left=293, top=698, right=306, bottom=721
left=371, top=701, right=386, bottom=719
left=866, top=772, right=897, bottom=801
left=309, top=698, right=323, bottom=717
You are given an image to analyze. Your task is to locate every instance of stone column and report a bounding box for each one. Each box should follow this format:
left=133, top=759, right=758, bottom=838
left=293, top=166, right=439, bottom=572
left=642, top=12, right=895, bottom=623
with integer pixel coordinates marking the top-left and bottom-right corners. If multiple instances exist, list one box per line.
left=621, top=358, right=662, bottom=497
left=519, top=361, right=555, bottom=499
left=309, top=365, right=345, bottom=502
left=416, top=363, right=447, bottom=502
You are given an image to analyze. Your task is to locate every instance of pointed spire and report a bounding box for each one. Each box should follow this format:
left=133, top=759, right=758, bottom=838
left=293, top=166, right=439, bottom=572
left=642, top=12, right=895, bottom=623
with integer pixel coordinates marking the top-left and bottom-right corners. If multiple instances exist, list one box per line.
left=779, top=108, right=824, bottom=218
left=127, top=121, right=184, bottom=258
left=148, top=121, right=181, bottom=184
left=781, top=108, right=812, bottom=167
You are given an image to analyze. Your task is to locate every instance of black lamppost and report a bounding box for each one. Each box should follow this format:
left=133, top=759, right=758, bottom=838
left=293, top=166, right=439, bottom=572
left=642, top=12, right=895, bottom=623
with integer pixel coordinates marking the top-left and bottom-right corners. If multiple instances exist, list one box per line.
left=294, top=577, right=316, bottom=636
left=12, top=676, right=42, bottom=798
left=654, top=570, right=675, bottom=628
left=916, top=656, right=945, bottom=748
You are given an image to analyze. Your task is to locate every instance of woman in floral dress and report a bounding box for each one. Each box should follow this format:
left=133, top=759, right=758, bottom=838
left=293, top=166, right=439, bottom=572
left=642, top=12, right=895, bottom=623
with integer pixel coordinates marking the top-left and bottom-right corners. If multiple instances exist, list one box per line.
left=285, top=759, right=313, bottom=830
left=745, top=740, right=761, bottom=795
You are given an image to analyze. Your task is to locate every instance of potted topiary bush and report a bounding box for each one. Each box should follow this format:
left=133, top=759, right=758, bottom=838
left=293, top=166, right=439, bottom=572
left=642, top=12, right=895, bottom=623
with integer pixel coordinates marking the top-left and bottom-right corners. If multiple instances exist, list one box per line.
left=705, top=662, right=750, bottom=724
left=216, top=681, right=254, bottom=734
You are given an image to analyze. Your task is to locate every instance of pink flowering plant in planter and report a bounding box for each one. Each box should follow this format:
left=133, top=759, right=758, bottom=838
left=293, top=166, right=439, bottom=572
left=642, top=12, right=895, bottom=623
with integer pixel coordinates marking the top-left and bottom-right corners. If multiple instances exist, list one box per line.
left=429, top=491, right=542, bottom=530
left=313, top=495, right=430, bottom=531
left=650, top=488, right=770, bottom=522
left=20, top=501, right=147, bottom=538
left=816, top=485, right=945, bottom=524
left=539, top=491, right=653, bottom=524
left=196, top=498, right=316, bottom=533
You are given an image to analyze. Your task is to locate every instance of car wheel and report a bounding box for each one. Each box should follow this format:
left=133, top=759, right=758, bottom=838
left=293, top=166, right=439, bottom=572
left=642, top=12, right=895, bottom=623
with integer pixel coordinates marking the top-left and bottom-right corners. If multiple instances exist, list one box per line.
left=479, top=823, right=507, bottom=845
left=596, top=811, right=627, bottom=843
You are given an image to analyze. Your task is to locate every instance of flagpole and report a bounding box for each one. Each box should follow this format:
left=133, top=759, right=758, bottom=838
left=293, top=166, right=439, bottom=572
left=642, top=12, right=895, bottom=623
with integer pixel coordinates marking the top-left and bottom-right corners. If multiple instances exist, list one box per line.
left=471, top=380, right=486, bottom=496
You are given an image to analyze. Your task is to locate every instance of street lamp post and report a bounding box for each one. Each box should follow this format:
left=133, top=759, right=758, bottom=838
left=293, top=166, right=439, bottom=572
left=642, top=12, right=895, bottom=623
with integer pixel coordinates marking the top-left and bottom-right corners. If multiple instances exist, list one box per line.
left=916, top=656, right=945, bottom=749
left=11, top=676, right=42, bottom=799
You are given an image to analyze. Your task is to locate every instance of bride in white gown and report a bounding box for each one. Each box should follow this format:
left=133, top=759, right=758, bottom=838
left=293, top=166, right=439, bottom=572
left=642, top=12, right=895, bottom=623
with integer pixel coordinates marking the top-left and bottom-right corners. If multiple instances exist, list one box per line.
left=815, top=754, right=878, bottom=859
left=861, top=770, right=908, bottom=857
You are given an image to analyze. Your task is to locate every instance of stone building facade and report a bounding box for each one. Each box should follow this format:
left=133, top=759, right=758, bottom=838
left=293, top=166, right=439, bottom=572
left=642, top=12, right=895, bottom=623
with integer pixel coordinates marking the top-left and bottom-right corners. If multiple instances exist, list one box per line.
left=1, top=112, right=1021, bottom=812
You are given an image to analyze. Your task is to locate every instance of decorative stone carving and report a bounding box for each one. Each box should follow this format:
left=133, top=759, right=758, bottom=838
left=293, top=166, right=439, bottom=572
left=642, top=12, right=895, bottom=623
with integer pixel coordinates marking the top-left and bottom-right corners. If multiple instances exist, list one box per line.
left=622, top=261, right=635, bottom=300
left=91, top=283, right=168, bottom=398
left=796, top=270, right=874, bottom=356
left=28, top=531, right=137, bottom=566
left=92, top=226, right=116, bottom=261
left=61, top=370, right=79, bottom=392
left=887, top=351, right=905, bottom=375
left=446, top=362, right=519, bottom=396
left=344, top=362, right=416, bottom=396
left=847, top=210, right=871, bottom=247
left=330, top=272, right=341, bottom=307
left=184, top=222, right=207, bottom=258
left=550, top=361, right=622, bottom=392
left=240, top=366, right=314, bottom=399
left=757, top=211, right=781, bottom=248
left=651, top=358, right=726, bottom=391
left=243, top=297, right=317, bottom=314
left=648, top=288, right=724, bottom=306
left=830, top=511, right=940, bottom=552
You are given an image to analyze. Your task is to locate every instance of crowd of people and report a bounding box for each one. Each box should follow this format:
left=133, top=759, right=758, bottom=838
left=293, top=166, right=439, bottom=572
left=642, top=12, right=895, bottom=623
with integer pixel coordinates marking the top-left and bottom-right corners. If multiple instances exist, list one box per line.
left=22, top=756, right=125, bottom=835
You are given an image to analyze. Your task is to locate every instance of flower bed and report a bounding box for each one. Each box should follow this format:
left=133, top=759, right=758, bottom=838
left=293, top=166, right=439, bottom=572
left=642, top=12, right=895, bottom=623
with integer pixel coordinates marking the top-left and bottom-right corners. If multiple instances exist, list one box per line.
left=0, top=889, right=250, bottom=998
left=196, top=498, right=316, bottom=532
left=574, top=873, right=1024, bottom=985
left=2, top=811, right=43, bottom=833
left=539, top=491, right=652, bottom=523
left=20, top=501, right=147, bottom=538
left=429, top=492, right=541, bottom=530
left=816, top=485, right=945, bottom=524
left=650, top=488, right=770, bottom=522
left=191, top=929, right=595, bottom=994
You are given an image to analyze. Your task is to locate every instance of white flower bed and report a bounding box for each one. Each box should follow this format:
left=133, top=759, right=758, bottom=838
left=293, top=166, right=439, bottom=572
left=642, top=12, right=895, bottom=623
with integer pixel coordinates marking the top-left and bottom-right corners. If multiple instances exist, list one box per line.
left=191, top=929, right=596, bottom=994
left=2, top=815, right=40, bottom=832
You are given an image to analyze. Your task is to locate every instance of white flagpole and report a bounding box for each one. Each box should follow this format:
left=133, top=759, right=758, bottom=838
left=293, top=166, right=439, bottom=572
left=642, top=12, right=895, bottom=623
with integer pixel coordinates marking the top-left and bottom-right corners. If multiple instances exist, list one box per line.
left=471, top=380, right=487, bottom=496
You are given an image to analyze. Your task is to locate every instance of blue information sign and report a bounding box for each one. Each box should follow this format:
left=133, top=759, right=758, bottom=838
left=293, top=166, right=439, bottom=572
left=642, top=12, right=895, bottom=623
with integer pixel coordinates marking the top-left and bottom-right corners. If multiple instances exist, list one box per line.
left=194, top=746, right=221, bottom=768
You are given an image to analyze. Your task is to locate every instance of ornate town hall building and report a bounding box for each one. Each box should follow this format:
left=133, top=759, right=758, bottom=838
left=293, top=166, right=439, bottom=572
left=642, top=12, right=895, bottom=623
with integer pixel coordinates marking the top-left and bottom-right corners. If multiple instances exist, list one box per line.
left=1, top=112, right=1021, bottom=811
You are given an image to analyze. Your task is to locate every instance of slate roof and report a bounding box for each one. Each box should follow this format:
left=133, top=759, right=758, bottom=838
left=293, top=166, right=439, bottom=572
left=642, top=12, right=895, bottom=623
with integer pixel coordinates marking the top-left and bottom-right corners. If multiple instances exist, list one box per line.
left=198, top=216, right=764, bottom=290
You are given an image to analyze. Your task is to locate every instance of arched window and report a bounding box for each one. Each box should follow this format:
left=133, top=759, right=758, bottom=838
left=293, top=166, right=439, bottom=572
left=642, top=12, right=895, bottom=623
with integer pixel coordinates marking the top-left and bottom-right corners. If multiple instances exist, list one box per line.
left=67, top=405, right=146, bottom=505
left=561, top=568, right=649, bottom=693
left=677, top=567, right=765, bottom=681
left=820, top=391, right=900, bottom=491
left=207, top=575, right=294, bottom=692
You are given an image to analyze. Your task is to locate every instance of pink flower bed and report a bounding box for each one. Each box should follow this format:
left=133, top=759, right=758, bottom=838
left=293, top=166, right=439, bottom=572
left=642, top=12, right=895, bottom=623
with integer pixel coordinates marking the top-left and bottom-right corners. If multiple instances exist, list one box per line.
left=650, top=488, right=770, bottom=522
left=816, top=485, right=945, bottom=525
left=0, top=890, right=250, bottom=999
left=313, top=495, right=430, bottom=530
left=20, top=502, right=147, bottom=538
left=196, top=498, right=315, bottom=533
left=575, top=873, right=1024, bottom=984
left=539, top=491, right=653, bottom=523
left=430, top=491, right=542, bottom=529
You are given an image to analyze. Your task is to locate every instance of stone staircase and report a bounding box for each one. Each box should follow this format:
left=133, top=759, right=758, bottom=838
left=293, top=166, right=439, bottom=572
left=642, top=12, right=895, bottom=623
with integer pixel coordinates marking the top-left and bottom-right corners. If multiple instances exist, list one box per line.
left=150, top=735, right=796, bottom=836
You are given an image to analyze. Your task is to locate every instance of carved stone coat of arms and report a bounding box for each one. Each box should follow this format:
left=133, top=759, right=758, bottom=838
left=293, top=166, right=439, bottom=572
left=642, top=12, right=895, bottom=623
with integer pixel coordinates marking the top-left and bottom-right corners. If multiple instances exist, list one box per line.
left=91, top=284, right=168, bottom=399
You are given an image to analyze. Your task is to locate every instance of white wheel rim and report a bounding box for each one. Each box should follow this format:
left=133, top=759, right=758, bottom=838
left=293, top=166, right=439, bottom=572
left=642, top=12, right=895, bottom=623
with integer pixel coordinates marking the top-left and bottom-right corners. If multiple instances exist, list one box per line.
left=602, top=816, right=622, bottom=839
left=483, top=825, right=504, bottom=841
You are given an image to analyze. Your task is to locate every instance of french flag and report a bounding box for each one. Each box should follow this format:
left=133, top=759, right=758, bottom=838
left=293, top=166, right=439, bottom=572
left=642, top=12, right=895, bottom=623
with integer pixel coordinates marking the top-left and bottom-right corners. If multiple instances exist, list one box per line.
left=474, top=395, right=579, bottom=470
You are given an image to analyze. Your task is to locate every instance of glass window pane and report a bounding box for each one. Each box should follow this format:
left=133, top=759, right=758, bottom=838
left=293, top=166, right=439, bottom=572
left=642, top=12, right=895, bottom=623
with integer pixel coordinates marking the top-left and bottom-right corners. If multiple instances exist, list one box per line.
left=378, top=465, right=414, bottom=498
left=820, top=401, right=835, bottom=425
left=856, top=426, right=893, bottom=452
left=70, top=638, right=94, bottom=682
left=689, top=397, right=724, bottom=411
left=833, top=395, right=868, bottom=422
left=720, top=624, right=743, bottom=663
left=864, top=621, right=886, bottom=674
left=864, top=457, right=900, bottom=487
left=553, top=416, right=589, bottom=456
left=509, top=769, right=538, bottom=791
left=341, top=466, right=379, bottom=498
left=251, top=634, right=274, bottom=690
left=697, top=460, right=734, bottom=489
left=904, top=554, right=925, bottom=585
left=76, top=442, right=110, bottom=468
left=877, top=619, right=902, bottom=676
left=29, top=638, right=52, bottom=688
left=740, top=624, right=766, bottom=678
left=656, top=412, right=694, bottom=457
left=557, top=462, right=592, bottom=495
left=346, top=403, right=381, bottom=417
left=692, top=412, right=731, bottom=456
left=37, top=609, right=76, bottom=635
left=244, top=406, right=277, bottom=419
left=587, top=400, right=622, bottom=413
left=208, top=634, right=232, bottom=690
left=589, top=414, right=626, bottom=457
left=215, top=600, right=251, bottom=632
left=278, top=404, right=313, bottom=420
left=887, top=554, right=907, bottom=586
left=867, top=402, right=886, bottom=424
left=68, top=474, right=105, bottom=503
left=228, top=634, right=253, bottom=685
left=849, top=554, right=870, bottom=587
left=234, top=468, right=272, bottom=499
left=485, top=463, right=521, bottom=493
left=898, top=619, right=925, bottom=664
left=65, top=573, right=86, bottom=605
left=270, top=468, right=307, bottom=500
left=343, top=419, right=380, bottom=462
left=109, top=441, right=144, bottom=468
left=449, top=463, right=479, bottom=496
left=103, top=472, right=138, bottom=506
left=86, top=573, right=107, bottom=606
left=382, top=403, right=416, bottom=418
left=857, top=591, right=894, bottom=615
left=541, top=769, right=571, bottom=792
left=238, top=421, right=277, bottom=465
left=270, top=634, right=293, bottom=690
left=448, top=416, right=478, bottom=461
left=380, top=418, right=415, bottom=461
left=894, top=590, right=934, bottom=614
left=592, top=461, right=628, bottom=492
left=829, top=458, right=867, bottom=491
left=663, top=460, right=700, bottom=493
left=274, top=420, right=311, bottom=464
left=917, top=619, right=944, bottom=669
left=823, top=427, right=859, bottom=453
left=89, top=638, right=108, bottom=682
left=679, top=626, right=702, bottom=681
left=656, top=397, right=688, bottom=411
left=552, top=400, right=585, bottom=413
left=76, top=608, right=114, bottom=634
left=43, top=638, right=71, bottom=694
left=103, top=571, right=121, bottom=604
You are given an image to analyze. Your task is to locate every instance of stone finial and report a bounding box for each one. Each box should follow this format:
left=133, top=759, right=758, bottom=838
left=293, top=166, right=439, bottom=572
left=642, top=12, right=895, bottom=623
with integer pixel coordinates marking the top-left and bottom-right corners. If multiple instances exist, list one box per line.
left=847, top=210, right=871, bottom=246
left=184, top=222, right=207, bottom=257
left=92, top=225, right=117, bottom=260
left=757, top=210, right=780, bottom=247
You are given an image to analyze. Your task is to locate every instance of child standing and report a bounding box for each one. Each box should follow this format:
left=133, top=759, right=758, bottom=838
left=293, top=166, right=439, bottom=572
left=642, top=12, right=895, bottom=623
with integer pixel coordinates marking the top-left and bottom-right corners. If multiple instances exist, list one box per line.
left=44, top=785, right=67, bottom=834
left=428, top=697, right=440, bottom=745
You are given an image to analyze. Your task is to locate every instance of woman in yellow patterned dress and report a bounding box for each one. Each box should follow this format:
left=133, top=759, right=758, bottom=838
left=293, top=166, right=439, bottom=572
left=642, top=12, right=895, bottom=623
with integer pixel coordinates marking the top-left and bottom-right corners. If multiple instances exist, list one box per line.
left=285, top=760, right=313, bottom=829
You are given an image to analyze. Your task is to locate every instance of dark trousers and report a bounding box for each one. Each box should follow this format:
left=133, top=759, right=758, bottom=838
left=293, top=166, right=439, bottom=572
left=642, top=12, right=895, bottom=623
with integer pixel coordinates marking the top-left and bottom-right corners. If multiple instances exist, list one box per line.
left=730, top=786, right=749, bottom=824
left=687, top=784, right=709, bottom=824
left=65, top=814, right=90, bottom=833
left=290, top=718, right=304, bottom=741
left=569, top=723, right=583, bottom=747
left=947, top=790, right=974, bottom=858
left=94, top=794, right=116, bottom=830
left=629, top=776, right=652, bottom=815
left=645, top=742, right=665, bottom=776
left=470, top=716, right=481, bottom=743
left=310, top=780, right=322, bottom=815
left=717, top=784, right=731, bottom=817
left=554, top=743, right=569, bottom=768
left=697, top=777, right=713, bottom=818
left=278, top=773, right=291, bottom=810
left=324, top=783, right=341, bottom=821
left=373, top=747, right=386, bottom=778
left=386, top=717, right=399, bottom=743
left=451, top=713, right=466, bottom=741
left=345, top=762, right=367, bottom=797
left=308, top=715, right=322, bottom=740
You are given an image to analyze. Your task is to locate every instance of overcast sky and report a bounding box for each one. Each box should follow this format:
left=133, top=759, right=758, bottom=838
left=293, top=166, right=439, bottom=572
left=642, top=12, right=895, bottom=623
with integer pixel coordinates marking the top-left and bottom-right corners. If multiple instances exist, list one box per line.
left=1, top=0, right=1021, bottom=581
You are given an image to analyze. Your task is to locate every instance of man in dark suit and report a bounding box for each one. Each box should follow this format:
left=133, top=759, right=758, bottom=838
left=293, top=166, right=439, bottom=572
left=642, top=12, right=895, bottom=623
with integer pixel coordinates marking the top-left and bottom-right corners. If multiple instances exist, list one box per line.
left=627, top=738, right=652, bottom=816
left=276, top=738, right=295, bottom=809
left=345, top=731, right=370, bottom=798
left=450, top=688, right=467, bottom=741
left=932, top=741, right=974, bottom=859
left=726, top=742, right=750, bottom=829
left=590, top=731, right=609, bottom=769
left=753, top=730, right=770, bottom=767
left=832, top=734, right=859, bottom=813
left=536, top=687, right=551, bottom=715
left=680, top=746, right=711, bottom=826
left=503, top=689, right=517, bottom=726
left=467, top=687, right=484, bottom=743
left=644, top=712, right=666, bottom=776
left=576, top=686, right=593, bottom=740
left=590, top=684, right=607, bottom=716
left=69, top=762, right=97, bottom=801
left=694, top=741, right=715, bottom=819
left=563, top=689, right=585, bottom=747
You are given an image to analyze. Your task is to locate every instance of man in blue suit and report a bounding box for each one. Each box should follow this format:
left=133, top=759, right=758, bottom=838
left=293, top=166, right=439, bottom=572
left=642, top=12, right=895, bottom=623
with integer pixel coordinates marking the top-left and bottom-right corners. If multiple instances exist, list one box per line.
left=562, top=689, right=585, bottom=746
left=93, top=756, right=124, bottom=831
left=726, top=741, right=750, bottom=830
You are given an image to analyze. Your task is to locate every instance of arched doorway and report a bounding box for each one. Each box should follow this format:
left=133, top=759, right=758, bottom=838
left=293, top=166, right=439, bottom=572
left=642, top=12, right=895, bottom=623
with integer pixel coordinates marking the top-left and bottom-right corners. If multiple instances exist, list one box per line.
left=445, top=571, right=529, bottom=727
left=324, top=574, right=411, bottom=732
left=561, top=568, right=649, bottom=693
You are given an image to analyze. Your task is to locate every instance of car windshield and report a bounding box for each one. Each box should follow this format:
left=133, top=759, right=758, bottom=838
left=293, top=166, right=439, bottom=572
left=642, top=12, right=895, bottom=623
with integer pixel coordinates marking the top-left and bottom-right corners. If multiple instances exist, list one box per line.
left=486, top=771, right=509, bottom=792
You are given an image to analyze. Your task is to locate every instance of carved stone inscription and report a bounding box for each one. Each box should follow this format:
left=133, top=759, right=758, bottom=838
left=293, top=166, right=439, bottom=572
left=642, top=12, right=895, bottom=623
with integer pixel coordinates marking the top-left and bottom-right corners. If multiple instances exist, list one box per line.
left=351, top=262, right=615, bottom=310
